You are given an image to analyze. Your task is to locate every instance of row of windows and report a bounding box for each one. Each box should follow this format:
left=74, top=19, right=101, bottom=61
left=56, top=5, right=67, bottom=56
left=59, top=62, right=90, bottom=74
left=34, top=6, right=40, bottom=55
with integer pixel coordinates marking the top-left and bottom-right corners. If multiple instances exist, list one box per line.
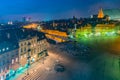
left=20, top=40, right=47, bottom=53
left=20, top=45, right=47, bottom=59
left=20, top=39, right=47, bottom=48
left=20, top=39, right=37, bottom=46
left=0, top=57, right=18, bottom=74
left=0, top=47, right=9, bottom=53
left=20, top=47, right=28, bottom=53
left=31, top=43, right=37, bottom=48
left=0, top=58, right=18, bottom=67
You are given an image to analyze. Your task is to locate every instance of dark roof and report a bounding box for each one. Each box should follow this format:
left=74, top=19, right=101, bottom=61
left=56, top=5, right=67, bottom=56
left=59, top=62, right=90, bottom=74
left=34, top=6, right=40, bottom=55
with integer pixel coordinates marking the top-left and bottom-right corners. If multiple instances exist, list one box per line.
left=0, top=27, right=45, bottom=54
left=12, top=28, right=45, bottom=41
left=0, top=41, right=18, bottom=54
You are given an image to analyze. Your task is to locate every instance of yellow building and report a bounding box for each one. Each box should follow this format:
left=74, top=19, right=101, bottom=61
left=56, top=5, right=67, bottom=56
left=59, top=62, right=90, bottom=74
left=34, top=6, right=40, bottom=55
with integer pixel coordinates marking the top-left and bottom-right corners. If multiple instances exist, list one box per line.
left=41, top=30, right=68, bottom=43
left=95, top=24, right=115, bottom=34
left=23, top=23, right=39, bottom=29
left=0, top=27, right=48, bottom=80
left=76, top=24, right=92, bottom=38
left=18, top=29, right=48, bottom=66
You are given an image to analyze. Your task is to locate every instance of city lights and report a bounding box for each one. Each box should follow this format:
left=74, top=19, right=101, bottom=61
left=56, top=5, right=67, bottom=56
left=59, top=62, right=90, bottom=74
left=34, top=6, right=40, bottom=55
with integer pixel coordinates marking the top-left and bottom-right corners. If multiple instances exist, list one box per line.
left=1, top=0, right=120, bottom=80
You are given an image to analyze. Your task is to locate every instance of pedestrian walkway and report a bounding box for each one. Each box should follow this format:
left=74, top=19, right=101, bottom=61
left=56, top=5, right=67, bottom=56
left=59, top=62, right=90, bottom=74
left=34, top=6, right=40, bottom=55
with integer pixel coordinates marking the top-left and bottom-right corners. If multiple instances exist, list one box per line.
left=15, top=57, right=48, bottom=80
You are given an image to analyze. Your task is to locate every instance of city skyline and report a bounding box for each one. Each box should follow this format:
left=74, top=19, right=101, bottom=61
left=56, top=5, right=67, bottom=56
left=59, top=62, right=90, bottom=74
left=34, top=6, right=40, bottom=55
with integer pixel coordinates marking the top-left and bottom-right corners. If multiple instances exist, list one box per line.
left=1, top=0, right=120, bottom=80
left=0, top=0, right=120, bottom=22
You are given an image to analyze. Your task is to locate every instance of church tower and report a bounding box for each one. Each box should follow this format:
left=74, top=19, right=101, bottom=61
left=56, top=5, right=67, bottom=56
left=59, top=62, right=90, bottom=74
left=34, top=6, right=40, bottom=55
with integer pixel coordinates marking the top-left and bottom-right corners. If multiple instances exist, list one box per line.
left=98, top=8, right=104, bottom=18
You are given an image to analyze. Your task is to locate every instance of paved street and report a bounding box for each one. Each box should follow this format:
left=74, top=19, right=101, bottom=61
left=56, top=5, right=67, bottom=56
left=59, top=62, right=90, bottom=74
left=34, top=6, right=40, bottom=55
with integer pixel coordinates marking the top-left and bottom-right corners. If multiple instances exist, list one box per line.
left=16, top=42, right=120, bottom=80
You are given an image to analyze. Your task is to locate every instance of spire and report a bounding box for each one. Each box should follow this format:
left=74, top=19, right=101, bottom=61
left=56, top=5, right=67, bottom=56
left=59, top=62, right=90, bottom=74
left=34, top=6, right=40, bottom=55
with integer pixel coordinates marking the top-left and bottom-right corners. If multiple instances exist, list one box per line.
left=98, top=8, right=104, bottom=18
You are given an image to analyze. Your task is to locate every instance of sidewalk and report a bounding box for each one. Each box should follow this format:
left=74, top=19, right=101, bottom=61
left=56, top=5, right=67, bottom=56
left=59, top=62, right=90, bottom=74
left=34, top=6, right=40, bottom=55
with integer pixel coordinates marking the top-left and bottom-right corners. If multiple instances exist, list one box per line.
left=16, top=52, right=60, bottom=80
left=15, top=56, right=49, bottom=80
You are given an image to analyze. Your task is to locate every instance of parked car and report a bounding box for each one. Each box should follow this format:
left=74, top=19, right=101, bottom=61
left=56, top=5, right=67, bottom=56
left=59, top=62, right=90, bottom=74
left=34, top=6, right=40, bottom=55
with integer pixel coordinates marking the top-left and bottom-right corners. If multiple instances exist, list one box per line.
left=54, top=64, right=65, bottom=72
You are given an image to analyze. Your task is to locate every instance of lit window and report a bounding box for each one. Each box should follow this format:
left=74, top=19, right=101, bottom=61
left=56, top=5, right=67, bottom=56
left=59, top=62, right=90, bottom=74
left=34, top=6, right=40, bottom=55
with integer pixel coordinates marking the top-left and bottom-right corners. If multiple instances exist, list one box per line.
left=16, top=58, right=18, bottom=62
left=34, top=44, right=36, bottom=46
left=6, top=47, right=9, bottom=50
left=21, top=56, right=22, bottom=59
left=24, top=54, right=26, bottom=58
left=12, top=59, right=14, bottom=64
left=2, top=48, right=5, bottom=51
left=31, top=44, right=33, bottom=47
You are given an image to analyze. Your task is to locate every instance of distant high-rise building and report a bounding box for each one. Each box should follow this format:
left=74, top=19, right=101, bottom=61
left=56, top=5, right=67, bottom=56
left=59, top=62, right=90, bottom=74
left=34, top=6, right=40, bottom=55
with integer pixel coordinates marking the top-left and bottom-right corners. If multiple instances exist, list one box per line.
left=27, top=17, right=31, bottom=22
left=73, top=16, right=76, bottom=19
left=22, top=17, right=31, bottom=22
left=98, top=8, right=104, bottom=18
left=22, top=17, right=27, bottom=22
left=8, top=21, right=13, bottom=25
left=72, top=16, right=77, bottom=24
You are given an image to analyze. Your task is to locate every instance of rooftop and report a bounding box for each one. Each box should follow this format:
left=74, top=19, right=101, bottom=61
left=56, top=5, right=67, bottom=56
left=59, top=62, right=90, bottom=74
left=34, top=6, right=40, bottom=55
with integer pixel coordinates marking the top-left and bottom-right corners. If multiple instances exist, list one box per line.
left=0, top=27, right=45, bottom=54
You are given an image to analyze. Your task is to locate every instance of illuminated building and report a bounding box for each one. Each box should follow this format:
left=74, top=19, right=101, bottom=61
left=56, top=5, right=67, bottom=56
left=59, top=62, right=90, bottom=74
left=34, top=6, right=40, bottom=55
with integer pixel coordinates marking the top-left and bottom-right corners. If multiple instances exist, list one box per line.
left=23, top=23, right=39, bottom=29
left=8, top=21, right=13, bottom=25
left=91, top=8, right=110, bottom=21
left=22, top=17, right=31, bottom=22
left=75, top=23, right=116, bottom=40
left=0, top=28, right=48, bottom=80
left=41, top=30, right=68, bottom=43
left=0, top=30, right=19, bottom=80
left=98, top=8, right=104, bottom=19
left=76, top=24, right=92, bottom=38
left=19, top=29, right=48, bottom=66
left=95, top=24, right=115, bottom=35
left=22, top=17, right=27, bottom=22
left=52, top=21, right=58, bottom=27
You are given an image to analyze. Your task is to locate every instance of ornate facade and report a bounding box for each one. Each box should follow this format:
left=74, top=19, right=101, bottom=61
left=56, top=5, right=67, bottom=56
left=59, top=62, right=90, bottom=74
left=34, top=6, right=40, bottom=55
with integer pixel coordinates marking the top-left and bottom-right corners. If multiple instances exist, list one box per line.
left=0, top=28, right=48, bottom=80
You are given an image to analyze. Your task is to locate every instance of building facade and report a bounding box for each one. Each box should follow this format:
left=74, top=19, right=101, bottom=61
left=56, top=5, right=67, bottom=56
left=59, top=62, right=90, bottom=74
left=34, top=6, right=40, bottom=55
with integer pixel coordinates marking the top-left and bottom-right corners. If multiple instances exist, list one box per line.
left=19, top=36, right=48, bottom=66
left=0, top=28, right=48, bottom=80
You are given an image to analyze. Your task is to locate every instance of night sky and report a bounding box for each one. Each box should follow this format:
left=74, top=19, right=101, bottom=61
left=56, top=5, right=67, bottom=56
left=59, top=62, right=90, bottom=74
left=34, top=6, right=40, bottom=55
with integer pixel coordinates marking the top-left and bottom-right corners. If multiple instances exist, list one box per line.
left=0, top=0, right=119, bottom=22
